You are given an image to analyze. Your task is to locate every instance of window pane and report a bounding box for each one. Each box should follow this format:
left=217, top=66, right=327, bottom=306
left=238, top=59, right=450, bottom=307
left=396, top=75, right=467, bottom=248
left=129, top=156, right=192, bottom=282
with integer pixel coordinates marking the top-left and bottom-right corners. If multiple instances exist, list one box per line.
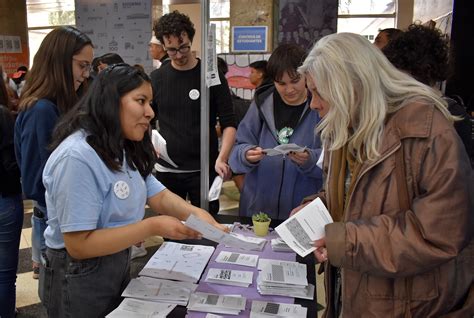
left=337, top=17, right=395, bottom=42
left=210, top=0, right=230, bottom=19
left=27, top=0, right=75, bottom=28
left=212, top=21, right=230, bottom=54
left=28, top=29, right=54, bottom=66
left=338, top=0, right=395, bottom=15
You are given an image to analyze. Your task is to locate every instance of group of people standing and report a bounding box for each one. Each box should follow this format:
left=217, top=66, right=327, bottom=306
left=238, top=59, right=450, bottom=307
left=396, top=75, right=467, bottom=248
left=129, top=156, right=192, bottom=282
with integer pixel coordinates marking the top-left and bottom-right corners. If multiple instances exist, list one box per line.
left=0, top=9, right=472, bottom=318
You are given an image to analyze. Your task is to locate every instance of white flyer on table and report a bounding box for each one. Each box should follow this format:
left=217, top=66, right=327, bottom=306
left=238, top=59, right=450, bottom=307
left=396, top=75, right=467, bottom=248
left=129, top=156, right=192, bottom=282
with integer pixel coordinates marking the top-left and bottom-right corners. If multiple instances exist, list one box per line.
left=275, top=198, right=333, bottom=257
left=106, top=298, right=176, bottom=318
left=249, top=300, right=307, bottom=318
left=151, top=129, right=178, bottom=168
left=205, top=268, right=253, bottom=287
left=215, top=251, right=259, bottom=267
left=121, top=276, right=197, bottom=305
left=139, top=241, right=214, bottom=283
left=187, top=292, right=246, bottom=315
left=257, top=259, right=308, bottom=286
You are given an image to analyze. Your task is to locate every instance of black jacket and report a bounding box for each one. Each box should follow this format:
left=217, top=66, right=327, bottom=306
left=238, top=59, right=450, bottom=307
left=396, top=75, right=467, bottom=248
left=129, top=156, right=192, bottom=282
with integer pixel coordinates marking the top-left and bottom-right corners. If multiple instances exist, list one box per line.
left=0, top=105, right=22, bottom=196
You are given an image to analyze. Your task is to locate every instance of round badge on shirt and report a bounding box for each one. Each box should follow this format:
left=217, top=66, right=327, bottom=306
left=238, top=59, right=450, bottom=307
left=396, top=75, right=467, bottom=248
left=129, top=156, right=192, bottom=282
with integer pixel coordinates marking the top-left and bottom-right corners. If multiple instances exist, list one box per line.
left=189, top=89, right=200, bottom=100
left=114, top=180, right=130, bottom=199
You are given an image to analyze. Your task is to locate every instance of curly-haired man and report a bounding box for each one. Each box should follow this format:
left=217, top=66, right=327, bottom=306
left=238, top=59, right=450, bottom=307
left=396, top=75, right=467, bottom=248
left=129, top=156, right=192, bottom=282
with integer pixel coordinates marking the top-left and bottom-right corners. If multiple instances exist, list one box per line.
left=150, top=11, right=236, bottom=214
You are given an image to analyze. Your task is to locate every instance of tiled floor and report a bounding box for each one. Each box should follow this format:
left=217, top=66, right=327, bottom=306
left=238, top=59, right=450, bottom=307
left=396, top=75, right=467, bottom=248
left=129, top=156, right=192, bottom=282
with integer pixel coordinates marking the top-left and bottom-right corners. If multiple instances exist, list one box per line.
left=15, top=181, right=325, bottom=317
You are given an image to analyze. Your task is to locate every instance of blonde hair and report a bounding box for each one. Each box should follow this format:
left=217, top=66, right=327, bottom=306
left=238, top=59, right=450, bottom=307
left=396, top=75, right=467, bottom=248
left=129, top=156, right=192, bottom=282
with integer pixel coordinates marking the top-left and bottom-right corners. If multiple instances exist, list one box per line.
left=299, top=32, right=453, bottom=162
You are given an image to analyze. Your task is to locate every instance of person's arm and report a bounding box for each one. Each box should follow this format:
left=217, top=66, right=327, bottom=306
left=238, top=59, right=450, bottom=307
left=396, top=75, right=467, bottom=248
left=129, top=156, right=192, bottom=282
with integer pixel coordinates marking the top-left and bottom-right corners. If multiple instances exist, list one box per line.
left=213, top=70, right=237, bottom=179
left=288, top=146, right=322, bottom=178
left=62, top=176, right=227, bottom=260
left=228, top=103, right=266, bottom=174
left=18, top=100, right=58, bottom=206
left=215, top=125, right=236, bottom=180
left=50, top=155, right=203, bottom=260
left=147, top=187, right=228, bottom=231
left=64, top=214, right=199, bottom=260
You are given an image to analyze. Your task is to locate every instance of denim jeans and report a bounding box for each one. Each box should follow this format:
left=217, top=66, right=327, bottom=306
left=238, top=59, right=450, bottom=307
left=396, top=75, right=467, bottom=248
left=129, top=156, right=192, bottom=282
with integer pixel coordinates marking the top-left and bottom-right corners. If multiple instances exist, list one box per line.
left=40, top=247, right=131, bottom=318
left=0, top=193, right=24, bottom=318
left=31, top=204, right=47, bottom=264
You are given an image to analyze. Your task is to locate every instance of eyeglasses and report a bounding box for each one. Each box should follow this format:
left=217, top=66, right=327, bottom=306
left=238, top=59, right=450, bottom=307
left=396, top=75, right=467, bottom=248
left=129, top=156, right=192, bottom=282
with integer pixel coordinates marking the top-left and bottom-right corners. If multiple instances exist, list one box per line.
left=73, top=58, right=93, bottom=73
left=164, top=44, right=191, bottom=56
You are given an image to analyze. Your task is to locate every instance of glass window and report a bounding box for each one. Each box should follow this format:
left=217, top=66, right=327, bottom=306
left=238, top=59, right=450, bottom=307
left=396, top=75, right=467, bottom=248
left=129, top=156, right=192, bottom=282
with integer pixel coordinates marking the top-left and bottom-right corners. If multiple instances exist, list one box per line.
left=210, top=0, right=230, bottom=52
left=210, top=0, right=230, bottom=19
left=338, top=0, right=396, bottom=15
left=27, top=0, right=75, bottom=28
left=28, top=29, right=54, bottom=65
left=27, top=0, right=75, bottom=66
left=337, top=0, right=396, bottom=43
left=337, top=17, right=395, bottom=37
left=213, top=21, right=230, bottom=54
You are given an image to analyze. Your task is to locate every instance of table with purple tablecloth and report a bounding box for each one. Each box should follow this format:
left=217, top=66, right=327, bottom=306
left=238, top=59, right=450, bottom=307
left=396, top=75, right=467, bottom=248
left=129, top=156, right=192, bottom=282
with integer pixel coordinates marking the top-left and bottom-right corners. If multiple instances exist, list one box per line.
left=186, top=222, right=315, bottom=318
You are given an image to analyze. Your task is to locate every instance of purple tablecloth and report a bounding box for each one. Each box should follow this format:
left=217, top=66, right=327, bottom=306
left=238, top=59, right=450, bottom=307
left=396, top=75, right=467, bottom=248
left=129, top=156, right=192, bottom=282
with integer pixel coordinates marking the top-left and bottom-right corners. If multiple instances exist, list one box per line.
left=186, top=223, right=298, bottom=318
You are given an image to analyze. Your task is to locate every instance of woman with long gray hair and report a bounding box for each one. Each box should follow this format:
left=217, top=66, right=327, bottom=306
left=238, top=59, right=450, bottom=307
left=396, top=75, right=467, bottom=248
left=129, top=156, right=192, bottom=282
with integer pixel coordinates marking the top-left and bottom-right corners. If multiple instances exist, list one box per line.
left=294, top=32, right=473, bottom=317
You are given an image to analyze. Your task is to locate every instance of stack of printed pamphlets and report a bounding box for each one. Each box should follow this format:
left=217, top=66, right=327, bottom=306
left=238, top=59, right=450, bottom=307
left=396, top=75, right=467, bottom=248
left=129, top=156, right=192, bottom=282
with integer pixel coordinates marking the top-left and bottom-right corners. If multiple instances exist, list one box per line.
left=249, top=300, right=307, bottom=318
left=184, top=215, right=267, bottom=251
left=139, top=241, right=214, bottom=283
left=121, top=276, right=198, bottom=306
left=106, top=298, right=176, bottom=318
left=226, top=232, right=267, bottom=251
left=256, top=259, right=314, bottom=300
left=205, top=268, right=253, bottom=287
left=214, top=251, right=259, bottom=268
left=187, top=292, right=246, bottom=315
left=270, top=238, right=293, bottom=253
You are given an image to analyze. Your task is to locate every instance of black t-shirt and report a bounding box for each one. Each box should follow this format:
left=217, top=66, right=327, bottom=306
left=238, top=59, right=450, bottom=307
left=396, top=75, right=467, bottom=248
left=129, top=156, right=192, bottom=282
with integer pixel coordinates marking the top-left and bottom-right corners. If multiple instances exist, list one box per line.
left=150, top=60, right=236, bottom=170
left=273, top=91, right=306, bottom=132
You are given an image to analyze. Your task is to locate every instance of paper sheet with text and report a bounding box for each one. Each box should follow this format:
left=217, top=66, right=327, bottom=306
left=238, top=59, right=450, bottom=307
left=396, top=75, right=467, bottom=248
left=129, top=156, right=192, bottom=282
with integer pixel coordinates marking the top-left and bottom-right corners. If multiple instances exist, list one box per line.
left=275, top=198, right=333, bottom=257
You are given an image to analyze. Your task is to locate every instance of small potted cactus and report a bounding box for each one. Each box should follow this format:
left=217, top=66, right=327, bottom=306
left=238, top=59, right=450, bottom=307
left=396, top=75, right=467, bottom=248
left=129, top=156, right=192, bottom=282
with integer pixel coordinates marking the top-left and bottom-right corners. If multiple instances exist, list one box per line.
left=252, top=212, right=271, bottom=237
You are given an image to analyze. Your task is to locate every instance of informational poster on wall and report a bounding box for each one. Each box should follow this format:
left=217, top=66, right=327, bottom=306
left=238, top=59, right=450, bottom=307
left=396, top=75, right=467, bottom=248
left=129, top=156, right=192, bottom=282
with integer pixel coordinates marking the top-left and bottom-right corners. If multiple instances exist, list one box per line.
left=74, top=0, right=153, bottom=73
left=232, top=26, right=268, bottom=52
left=0, top=0, right=29, bottom=74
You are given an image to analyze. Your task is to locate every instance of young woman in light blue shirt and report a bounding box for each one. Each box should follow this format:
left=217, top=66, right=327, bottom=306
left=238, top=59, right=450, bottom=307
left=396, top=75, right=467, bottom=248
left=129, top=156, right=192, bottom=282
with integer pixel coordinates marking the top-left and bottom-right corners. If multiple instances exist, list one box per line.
left=41, top=64, right=226, bottom=317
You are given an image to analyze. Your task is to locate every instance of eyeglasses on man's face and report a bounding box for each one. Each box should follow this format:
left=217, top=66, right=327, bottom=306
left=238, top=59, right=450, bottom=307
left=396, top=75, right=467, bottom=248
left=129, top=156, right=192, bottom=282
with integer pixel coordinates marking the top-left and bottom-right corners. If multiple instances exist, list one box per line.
left=164, top=44, right=191, bottom=56
left=73, top=58, right=93, bottom=73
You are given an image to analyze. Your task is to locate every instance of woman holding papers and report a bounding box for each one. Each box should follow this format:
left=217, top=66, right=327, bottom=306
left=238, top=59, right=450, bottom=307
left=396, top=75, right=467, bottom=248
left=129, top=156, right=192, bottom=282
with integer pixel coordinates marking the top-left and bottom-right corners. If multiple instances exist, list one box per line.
left=296, top=33, right=473, bottom=317
left=39, top=64, right=226, bottom=317
left=229, top=44, right=323, bottom=220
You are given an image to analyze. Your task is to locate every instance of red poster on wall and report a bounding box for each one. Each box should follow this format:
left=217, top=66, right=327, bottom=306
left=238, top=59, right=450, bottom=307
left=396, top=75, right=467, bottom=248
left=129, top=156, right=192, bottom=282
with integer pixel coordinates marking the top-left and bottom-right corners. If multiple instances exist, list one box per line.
left=0, top=0, right=29, bottom=75
left=0, top=41, right=29, bottom=76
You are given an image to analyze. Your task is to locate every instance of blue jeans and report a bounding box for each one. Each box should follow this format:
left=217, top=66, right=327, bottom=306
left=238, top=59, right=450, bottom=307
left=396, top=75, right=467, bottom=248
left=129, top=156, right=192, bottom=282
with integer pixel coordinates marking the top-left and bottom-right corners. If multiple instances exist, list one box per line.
left=31, top=204, right=47, bottom=264
left=0, top=193, right=24, bottom=318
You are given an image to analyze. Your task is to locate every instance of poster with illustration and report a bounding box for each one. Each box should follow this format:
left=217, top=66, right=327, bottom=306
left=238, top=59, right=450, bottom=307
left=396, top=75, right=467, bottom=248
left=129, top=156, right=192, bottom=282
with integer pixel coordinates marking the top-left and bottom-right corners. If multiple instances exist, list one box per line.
left=75, top=0, right=153, bottom=73
left=278, top=0, right=338, bottom=50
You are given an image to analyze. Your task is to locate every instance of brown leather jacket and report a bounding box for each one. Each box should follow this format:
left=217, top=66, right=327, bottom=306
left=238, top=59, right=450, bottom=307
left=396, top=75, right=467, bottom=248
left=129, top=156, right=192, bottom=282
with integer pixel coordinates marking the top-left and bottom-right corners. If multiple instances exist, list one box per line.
left=320, top=103, right=474, bottom=317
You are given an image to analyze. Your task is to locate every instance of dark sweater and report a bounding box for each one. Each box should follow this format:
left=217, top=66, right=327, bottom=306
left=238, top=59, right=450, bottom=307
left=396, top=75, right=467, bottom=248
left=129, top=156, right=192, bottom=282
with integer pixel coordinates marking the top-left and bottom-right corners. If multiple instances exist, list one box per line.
left=150, top=59, right=236, bottom=170
left=14, top=99, right=59, bottom=207
left=0, top=105, right=21, bottom=196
